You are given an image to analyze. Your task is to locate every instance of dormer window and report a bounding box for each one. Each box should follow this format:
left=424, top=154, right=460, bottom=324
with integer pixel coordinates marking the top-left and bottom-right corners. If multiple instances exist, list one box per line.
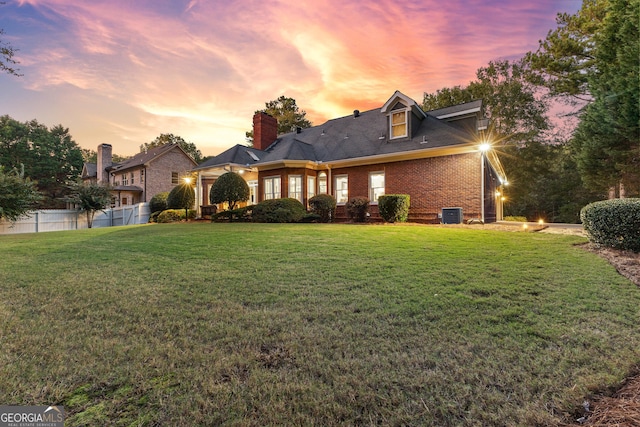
left=381, top=91, right=426, bottom=141
left=391, top=111, right=408, bottom=139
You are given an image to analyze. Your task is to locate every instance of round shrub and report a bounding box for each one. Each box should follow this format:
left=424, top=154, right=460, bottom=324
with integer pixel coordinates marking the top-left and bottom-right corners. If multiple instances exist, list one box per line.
left=346, top=197, right=370, bottom=222
left=252, top=198, right=306, bottom=223
left=308, top=194, right=336, bottom=223
left=149, top=191, right=169, bottom=213
left=209, top=172, right=250, bottom=210
left=378, top=194, right=410, bottom=223
left=167, top=183, right=195, bottom=210
left=580, top=198, right=640, bottom=252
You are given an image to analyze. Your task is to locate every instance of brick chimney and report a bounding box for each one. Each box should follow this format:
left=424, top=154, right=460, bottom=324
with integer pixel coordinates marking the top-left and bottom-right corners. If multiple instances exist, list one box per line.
left=97, top=143, right=112, bottom=184
left=253, top=112, right=277, bottom=150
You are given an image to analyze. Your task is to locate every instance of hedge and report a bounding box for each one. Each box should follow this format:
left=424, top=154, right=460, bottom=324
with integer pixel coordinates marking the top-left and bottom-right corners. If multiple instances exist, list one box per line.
left=345, top=197, right=370, bottom=222
left=149, top=192, right=169, bottom=213
left=378, top=194, right=410, bottom=223
left=308, top=194, right=336, bottom=223
left=251, top=198, right=307, bottom=223
left=580, top=198, right=640, bottom=252
left=156, top=209, right=196, bottom=223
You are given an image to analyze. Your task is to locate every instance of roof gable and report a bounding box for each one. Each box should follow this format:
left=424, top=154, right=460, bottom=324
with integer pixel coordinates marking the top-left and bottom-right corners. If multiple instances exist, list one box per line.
left=111, top=143, right=197, bottom=172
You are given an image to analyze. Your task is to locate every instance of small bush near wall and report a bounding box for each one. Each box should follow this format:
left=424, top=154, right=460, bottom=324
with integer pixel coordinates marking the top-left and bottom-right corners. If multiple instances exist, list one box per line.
left=346, top=197, right=370, bottom=222
left=212, top=206, right=253, bottom=222
left=378, top=194, right=410, bottom=223
left=157, top=209, right=196, bottom=223
left=504, top=216, right=528, bottom=222
left=309, top=194, right=336, bottom=223
left=581, top=198, right=640, bottom=252
left=252, top=198, right=307, bottom=223
left=150, top=192, right=169, bottom=213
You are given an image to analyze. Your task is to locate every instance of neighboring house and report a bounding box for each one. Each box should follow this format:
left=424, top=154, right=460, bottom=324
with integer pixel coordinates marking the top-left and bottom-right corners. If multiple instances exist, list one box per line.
left=82, top=143, right=198, bottom=207
left=193, top=91, right=507, bottom=223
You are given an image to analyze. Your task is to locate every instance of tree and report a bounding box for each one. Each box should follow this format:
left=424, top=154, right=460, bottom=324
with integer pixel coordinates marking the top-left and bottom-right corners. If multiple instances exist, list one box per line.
left=82, top=148, right=128, bottom=164
left=0, top=165, right=42, bottom=222
left=65, top=181, right=112, bottom=228
left=0, top=116, right=84, bottom=208
left=167, top=182, right=195, bottom=219
left=424, top=59, right=549, bottom=145
left=1, top=0, right=21, bottom=77
left=525, top=0, right=639, bottom=196
left=140, top=133, right=203, bottom=163
left=245, top=96, right=312, bottom=145
left=422, top=60, right=599, bottom=222
left=209, top=172, right=249, bottom=211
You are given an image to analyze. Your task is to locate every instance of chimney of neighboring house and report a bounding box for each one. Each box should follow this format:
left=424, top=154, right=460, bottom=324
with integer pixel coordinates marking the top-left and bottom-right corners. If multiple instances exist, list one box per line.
left=253, top=112, right=278, bottom=151
left=97, top=143, right=112, bottom=184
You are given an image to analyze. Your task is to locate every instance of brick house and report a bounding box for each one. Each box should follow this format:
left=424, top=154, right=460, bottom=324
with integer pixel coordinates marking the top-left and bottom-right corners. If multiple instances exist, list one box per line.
left=82, top=143, right=198, bottom=206
left=193, top=91, right=507, bottom=223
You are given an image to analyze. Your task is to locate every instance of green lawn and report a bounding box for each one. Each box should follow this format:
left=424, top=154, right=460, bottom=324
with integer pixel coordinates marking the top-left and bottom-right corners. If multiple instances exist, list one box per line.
left=0, top=223, right=638, bottom=426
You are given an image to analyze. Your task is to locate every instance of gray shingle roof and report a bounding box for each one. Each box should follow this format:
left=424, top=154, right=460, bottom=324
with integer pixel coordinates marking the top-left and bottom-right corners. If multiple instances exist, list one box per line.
left=111, top=143, right=196, bottom=172
left=196, top=93, right=480, bottom=169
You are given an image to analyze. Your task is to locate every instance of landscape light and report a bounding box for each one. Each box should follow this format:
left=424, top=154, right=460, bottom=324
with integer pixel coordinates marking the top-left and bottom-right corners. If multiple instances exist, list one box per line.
left=479, top=142, right=491, bottom=152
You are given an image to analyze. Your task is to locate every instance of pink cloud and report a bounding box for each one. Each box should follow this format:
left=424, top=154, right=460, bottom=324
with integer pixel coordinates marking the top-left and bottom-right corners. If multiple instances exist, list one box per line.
left=3, top=0, right=581, bottom=156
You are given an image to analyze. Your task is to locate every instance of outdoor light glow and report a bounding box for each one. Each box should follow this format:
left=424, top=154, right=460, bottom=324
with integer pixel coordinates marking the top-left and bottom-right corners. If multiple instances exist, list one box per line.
left=495, top=191, right=501, bottom=197
left=479, top=143, right=491, bottom=152
left=523, top=224, right=528, bottom=231
left=184, top=177, right=192, bottom=184
left=538, top=219, right=544, bottom=225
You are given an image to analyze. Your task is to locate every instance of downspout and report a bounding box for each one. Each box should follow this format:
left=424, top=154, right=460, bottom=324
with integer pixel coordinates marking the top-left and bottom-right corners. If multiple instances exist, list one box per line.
left=196, top=171, right=203, bottom=218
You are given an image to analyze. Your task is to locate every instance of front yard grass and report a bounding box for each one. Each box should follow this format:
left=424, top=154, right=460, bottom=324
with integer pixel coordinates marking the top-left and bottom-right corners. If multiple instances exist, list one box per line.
left=0, top=223, right=638, bottom=426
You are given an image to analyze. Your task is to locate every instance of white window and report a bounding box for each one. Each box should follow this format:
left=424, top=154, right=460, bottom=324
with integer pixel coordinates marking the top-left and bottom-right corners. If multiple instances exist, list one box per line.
left=171, top=172, right=179, bottom=184
left=140, top=169, right=145, bottom=184
left=318, top=172, right=327, bottom=194
left=289, top=175, right=303, bottom=202
left=122, top=174, right=128, bottom=186
left=369, top=172, right=385, bottom=203
left=307, top=176, right=316, bottom=203
left=391, top=111, right=407, bottom=139
left=130, top=172, right=135, bottom=185
left=264, top=176, right=281, bottom=200
left=248, top=180, right=258, bottom=205
left=334, top=175, right=348, bottom=204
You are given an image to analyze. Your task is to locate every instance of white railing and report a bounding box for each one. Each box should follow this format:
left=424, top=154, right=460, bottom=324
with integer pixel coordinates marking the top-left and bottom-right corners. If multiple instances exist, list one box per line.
left=0, top=203, right=150, bottom=234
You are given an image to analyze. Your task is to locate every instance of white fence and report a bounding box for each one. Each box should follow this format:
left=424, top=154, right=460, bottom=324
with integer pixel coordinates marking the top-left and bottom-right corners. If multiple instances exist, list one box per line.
left=0, top=203, right=151, bottom=234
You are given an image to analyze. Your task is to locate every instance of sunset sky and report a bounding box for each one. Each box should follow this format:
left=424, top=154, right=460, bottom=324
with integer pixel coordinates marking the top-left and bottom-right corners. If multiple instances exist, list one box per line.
left=0, top=0, right=582, bottom=158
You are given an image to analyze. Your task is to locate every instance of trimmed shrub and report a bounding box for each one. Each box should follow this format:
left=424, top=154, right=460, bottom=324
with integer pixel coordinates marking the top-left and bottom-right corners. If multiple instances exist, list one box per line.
left=308, top=194, right=336, bottom=223
left=580, top=198, right=640, bottom=252
left=504, top=216, right=528, bottom=222
left=149, top=192, right=169, bottom=213
left=157, top=209, right=196, bottom=223
left=212, top=206, right=253, bottom=222
left=346, top=197, right=370, bottom=222
left=167, top=183, right=195, bottom=210
left=378, top=194, right=410, bottom=223
left=252, top=198, right=306, bottom=223
left=209, top=172, right=250, bottom=210
left=149, top=211, right=162, bottom=223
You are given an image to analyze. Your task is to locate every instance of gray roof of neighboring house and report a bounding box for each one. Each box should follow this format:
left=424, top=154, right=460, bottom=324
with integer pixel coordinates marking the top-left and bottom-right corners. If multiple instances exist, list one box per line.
left=112, top=185, right=143, bottom=192
left=195, top=94, right=482, bottom=169
left=82, top=162, right=97, bottom=179
left=111, top=143, right=196, bottom=173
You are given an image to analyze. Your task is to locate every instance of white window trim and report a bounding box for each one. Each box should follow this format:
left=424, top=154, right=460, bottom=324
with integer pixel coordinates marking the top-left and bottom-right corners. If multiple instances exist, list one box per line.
left=334, top=174, right=348, bottom=205
left=288, top=175, right=303, bottom=203
left=390, top=110, right=408, bottom=139
left=263, top=175, right=281, bottom=200
left=369, top=171, right=385, bottom=204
